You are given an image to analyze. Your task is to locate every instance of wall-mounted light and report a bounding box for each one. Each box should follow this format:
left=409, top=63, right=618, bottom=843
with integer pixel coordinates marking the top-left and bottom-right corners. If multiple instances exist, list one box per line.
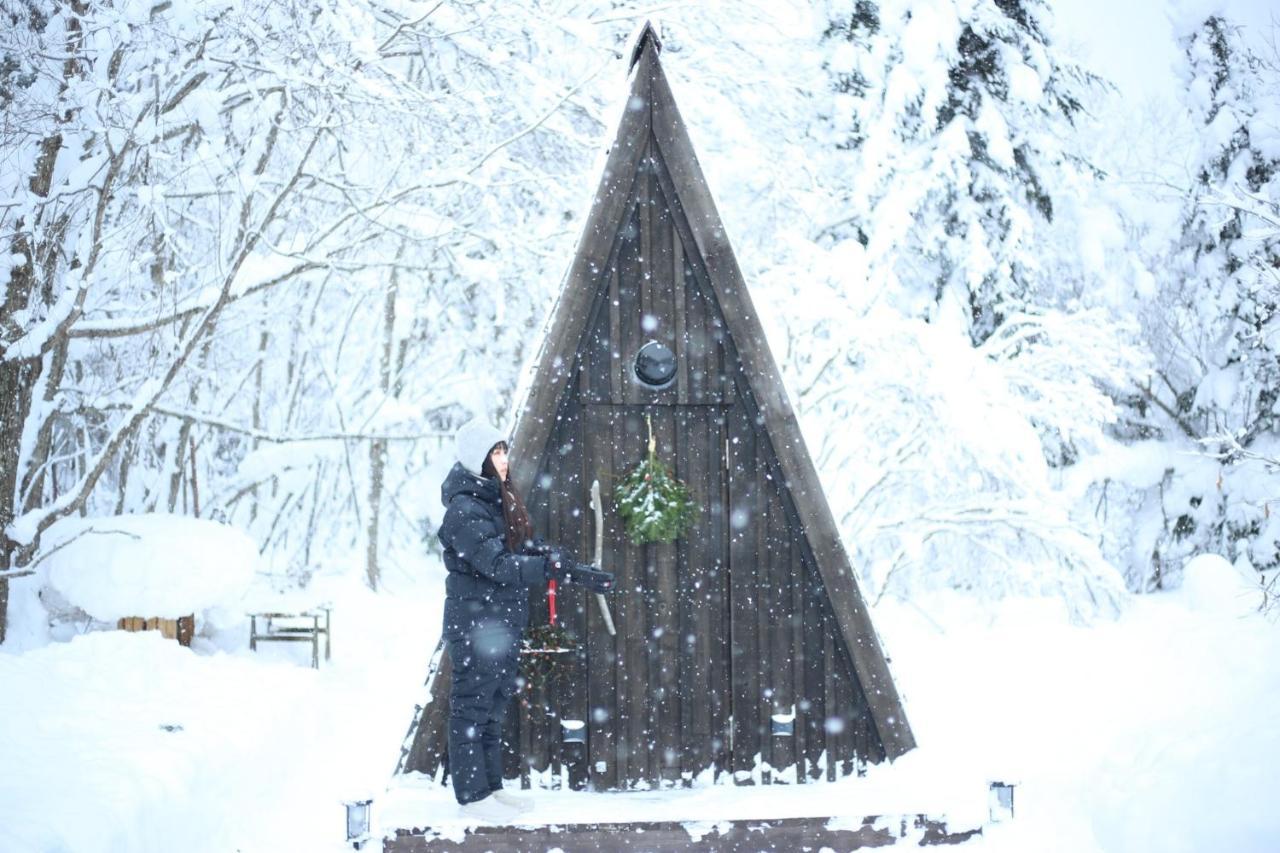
left=988, top=782, right=1015, bottom=822
left=771, top=706, right=795, bottom=737
left=345, top=799, right=372, bottom=849
left=561, top=719, right=587, bottom=744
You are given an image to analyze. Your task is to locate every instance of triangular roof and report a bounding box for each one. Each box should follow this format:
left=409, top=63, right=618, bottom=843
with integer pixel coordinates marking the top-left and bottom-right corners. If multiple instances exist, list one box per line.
left=510, top=24, right=915, bottom=760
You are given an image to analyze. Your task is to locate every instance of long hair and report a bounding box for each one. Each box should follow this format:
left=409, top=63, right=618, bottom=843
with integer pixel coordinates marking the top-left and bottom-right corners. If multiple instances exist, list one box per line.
left=482, top=444, right=533, bottom=553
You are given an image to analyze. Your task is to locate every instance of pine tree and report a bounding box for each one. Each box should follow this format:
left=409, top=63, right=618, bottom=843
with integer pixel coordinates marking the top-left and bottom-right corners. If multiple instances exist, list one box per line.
left=1180, top=16, right=1279, bottom=444
left=807, top=1, right=1144, bottom=615
left=1142, top=15, right=1280, bottom=586
left=821, top=0, right=1104, bottom=345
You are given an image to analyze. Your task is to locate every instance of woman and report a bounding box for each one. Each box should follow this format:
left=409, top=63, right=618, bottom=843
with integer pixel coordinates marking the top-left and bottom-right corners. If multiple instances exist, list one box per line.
left=436, top=419, right=613, bottom=821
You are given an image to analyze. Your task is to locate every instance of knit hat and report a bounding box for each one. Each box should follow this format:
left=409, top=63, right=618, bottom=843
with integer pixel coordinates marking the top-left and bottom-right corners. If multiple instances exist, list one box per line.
left=454, top=419, right=509, bottom=476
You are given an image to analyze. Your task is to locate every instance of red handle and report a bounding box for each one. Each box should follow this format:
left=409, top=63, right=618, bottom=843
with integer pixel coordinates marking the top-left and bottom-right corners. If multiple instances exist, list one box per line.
left=548, top=579, right=558, bottom=626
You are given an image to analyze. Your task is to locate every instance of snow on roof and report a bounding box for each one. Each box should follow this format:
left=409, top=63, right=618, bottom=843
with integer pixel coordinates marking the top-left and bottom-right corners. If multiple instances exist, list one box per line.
left=41, top=513, right=258, bottom=621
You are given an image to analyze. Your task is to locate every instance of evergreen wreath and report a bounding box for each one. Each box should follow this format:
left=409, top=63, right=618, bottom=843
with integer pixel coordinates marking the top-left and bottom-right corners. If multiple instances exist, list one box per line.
left=615, top=415, right=699, bottom=545
left=519, top=622, right=577, bottom=693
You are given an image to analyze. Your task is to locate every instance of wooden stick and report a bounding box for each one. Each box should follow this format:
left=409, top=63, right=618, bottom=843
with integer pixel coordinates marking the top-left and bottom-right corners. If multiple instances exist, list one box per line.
left=589, top=479, right=616, bottom=636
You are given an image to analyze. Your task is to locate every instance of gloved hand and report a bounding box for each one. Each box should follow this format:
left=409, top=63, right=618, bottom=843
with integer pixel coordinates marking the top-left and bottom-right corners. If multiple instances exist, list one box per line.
left=562, top=561, right=615, bottom=593
left=543, top=552, right=614, bottom=593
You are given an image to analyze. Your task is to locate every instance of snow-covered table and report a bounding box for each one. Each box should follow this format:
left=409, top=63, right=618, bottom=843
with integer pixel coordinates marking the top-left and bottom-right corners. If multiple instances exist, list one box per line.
left=248, top=606, right=332, bottom=669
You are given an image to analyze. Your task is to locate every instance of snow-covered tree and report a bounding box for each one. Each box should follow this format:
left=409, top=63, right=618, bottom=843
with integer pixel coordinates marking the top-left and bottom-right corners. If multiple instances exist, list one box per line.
left=1127, top=14, right=1280, bottom=592
left=819, top=0, right=1109, bottom=345
left=784, top=0, right=1148, bottom=616
left=0, top=0, right=616, bottom=640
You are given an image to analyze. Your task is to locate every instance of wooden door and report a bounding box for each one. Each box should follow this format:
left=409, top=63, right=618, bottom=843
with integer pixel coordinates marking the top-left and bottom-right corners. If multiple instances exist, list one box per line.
left=572, top=403, right=733, bottom=790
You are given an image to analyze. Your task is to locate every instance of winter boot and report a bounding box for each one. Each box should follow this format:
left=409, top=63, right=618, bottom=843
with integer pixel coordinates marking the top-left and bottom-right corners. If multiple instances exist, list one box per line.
left=458, top=794, right=519, bottom=824
left=492, top=789, right=534, bottom=813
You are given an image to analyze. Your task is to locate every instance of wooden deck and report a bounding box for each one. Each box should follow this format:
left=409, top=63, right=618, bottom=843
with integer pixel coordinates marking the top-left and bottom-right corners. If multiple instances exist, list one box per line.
left=383, top=813, right=982, bottom=852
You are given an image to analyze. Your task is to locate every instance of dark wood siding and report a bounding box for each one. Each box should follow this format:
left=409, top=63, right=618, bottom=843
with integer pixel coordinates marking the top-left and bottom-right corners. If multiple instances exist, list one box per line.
left=506, top=139, right=887, bottom=788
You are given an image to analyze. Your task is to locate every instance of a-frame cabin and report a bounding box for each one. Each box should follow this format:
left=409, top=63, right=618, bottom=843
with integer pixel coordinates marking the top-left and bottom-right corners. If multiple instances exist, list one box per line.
left=398, top=22, right=915, bottom=792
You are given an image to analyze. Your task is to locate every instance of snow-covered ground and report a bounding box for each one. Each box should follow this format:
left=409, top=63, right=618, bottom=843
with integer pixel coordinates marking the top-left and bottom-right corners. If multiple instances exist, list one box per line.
left=3, top=557, right=1276, bottom=852
left=0, top=572, right=441, bottom=853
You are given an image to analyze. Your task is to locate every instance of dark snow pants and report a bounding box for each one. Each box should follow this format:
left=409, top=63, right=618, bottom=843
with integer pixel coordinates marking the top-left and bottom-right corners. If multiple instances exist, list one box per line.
left=446, top=620, right=521, bottom=805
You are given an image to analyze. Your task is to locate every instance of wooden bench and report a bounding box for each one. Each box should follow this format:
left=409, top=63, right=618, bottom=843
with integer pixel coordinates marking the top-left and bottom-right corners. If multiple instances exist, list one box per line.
left=248, top=606, right=331, bottom=669
left=118, top=614, right=195, bottom=646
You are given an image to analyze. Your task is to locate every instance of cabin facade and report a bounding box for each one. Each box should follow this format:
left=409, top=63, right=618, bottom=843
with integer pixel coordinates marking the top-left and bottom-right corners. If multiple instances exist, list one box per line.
left=398, top=24, right=915, bottom=792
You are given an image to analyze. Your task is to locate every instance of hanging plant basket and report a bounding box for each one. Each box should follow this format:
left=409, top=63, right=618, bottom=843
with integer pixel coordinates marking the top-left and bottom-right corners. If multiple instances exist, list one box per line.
left=615, top=416, right=699, bottom=545
left=519, top=622, right=578, bottom=693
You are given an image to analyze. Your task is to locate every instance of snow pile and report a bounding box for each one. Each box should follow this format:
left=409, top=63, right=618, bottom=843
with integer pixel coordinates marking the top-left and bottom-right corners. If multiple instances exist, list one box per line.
left=41, top=514, right=259, bottom=621
left=0, top=572, right=439, bottom=853
left=1178, top=553, right=1263, bottom=617
left=873, top=590, right=1280, bottom=852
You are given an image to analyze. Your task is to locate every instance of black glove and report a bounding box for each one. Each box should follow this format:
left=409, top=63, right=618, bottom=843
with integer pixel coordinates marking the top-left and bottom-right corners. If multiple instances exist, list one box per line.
left=543, top=552, right=614, bottom=593
left=562, top=561, right=615, bottom=594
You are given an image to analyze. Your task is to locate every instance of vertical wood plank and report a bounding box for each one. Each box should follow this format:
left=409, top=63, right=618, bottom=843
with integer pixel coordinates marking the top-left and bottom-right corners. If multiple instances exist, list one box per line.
left=612, top=406, right=632, bottom=787
left=823, top=613, right=837, bottom=782
left=609, top=262, right=623, bottom=404
left=523, top=416, right=552, bottom=777
left=831, top=633, right=852, bottom=779
left=754, top=409, right=773, bottom=784
left=710, top=287, right=729, bottom=404
left=674, top=407, right=697, bottom=779
left=674, top=406, right=693, bottom=779
left=587, top=405, right=618, bottom=790
left=559, top=393, right=588, bottom=783
left=528, top=405, right=551, bottom=782
left=802, top=550, right=827, bottom=780
left=653, top=407, right=681, bottom=783
left=648, top=153, right=678, bottom=408
left=767, top=472, right=796, bottom=779
left=638, top=147, right=653, bottom=340
left=672, top=228, right=689, bottom=405
left=623, top=410, right=649, bottom=786
left=685, top=258, right=707, bottom=403
left=583, top=284, right=610, bottom=403
left=618, top=200, right=642, bottom=407
left=712, top=407, right=733, bottom=779
left=788, top=491, right=808, bottom=784
left=727, top=401, right=760, bottom=780
left=683, top=407, right=717, bottom=780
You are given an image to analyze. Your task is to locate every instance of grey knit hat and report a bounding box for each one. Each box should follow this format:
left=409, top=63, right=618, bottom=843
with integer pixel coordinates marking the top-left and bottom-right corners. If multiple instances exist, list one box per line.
left=454, top=419, right=509, bottom=476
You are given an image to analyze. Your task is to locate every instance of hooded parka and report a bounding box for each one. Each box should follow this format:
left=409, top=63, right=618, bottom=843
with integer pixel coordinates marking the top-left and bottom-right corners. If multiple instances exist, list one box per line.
left=436, top=460, right=548, bottom=804
left=437, top=461, right=547, bottom=638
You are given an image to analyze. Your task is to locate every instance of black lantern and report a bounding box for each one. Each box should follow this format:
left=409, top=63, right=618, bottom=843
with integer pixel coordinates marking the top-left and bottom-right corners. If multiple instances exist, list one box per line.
left=345, top=799, right=372, bottom=848
left=561, top=719, right=587, bottom=744
left=988, top=782, right=1015, bottom=822
left=634, top=340, right=676, bottom=389
left=771, top=708, right=795, bottom=737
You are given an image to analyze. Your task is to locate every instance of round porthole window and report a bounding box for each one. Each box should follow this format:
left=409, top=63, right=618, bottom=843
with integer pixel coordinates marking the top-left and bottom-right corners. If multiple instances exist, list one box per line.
left=634, top=340, right=676, bottom=389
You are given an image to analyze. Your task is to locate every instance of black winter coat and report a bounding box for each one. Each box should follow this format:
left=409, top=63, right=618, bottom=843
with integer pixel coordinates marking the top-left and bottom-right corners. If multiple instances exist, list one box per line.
left=437, top=462, right=547, bottom=641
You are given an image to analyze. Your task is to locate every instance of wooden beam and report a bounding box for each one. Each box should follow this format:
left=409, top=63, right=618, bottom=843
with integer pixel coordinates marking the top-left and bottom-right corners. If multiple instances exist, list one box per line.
left=385, top=813, right=981, bottom=852
left=396, top=638, right=453, bottom=779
